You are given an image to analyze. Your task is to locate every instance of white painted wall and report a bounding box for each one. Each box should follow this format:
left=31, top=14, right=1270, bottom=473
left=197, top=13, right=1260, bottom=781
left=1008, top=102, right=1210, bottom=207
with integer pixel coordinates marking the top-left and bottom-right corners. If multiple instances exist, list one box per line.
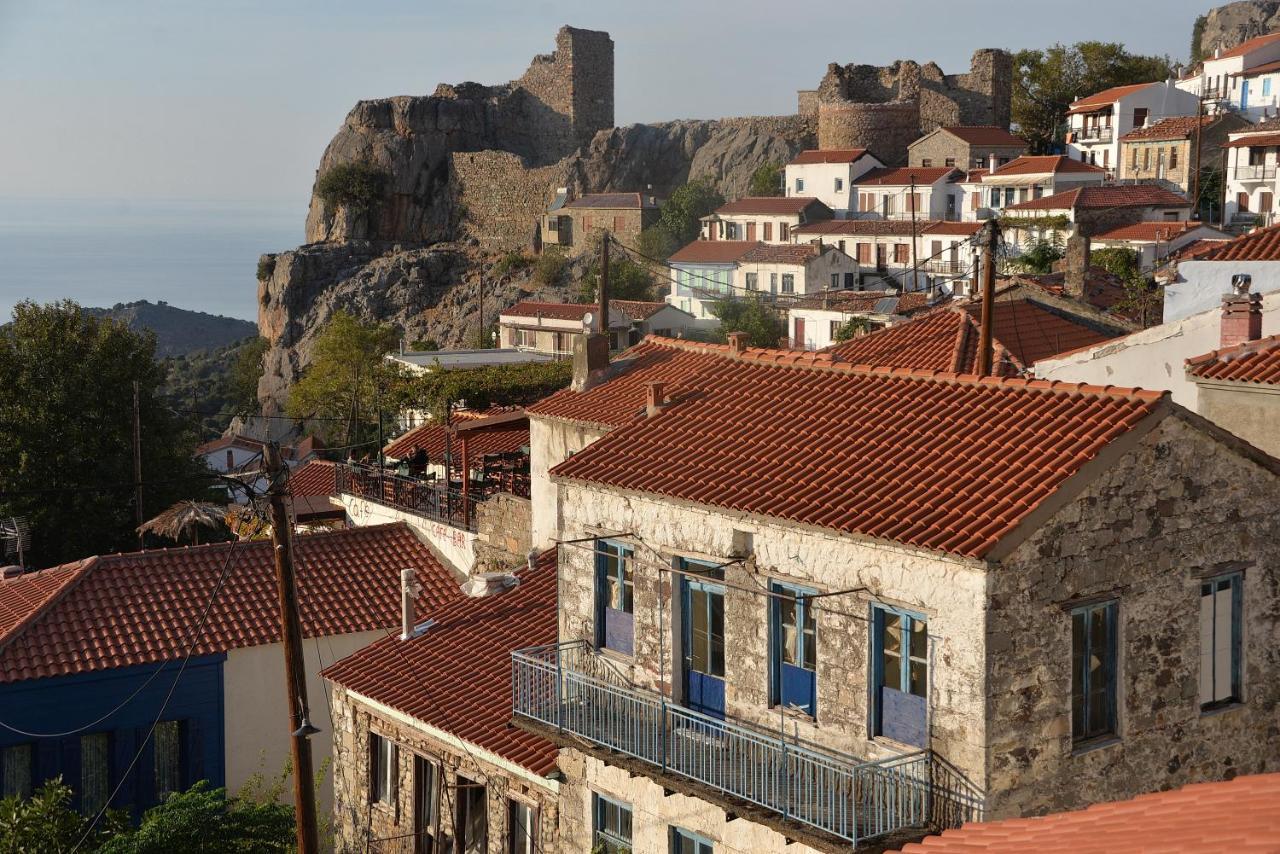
left=1034, top=290, right=1280, bottom=406
left=529, top=416, right=607, bottom=549
left=783, top=159, right=881, bottom=215
left=223, top=631, right=383, bottom=822
left=1165, top=260, right=1280, bottom=321
left=1066, top=83, right=1199, bottom=171
left=339, top=493, right=477, bottom=576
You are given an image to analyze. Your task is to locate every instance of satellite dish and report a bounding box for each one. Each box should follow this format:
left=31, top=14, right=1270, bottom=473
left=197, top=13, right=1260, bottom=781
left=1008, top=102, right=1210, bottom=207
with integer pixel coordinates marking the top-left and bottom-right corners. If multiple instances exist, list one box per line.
left=582, top=311, right=595, bottom=331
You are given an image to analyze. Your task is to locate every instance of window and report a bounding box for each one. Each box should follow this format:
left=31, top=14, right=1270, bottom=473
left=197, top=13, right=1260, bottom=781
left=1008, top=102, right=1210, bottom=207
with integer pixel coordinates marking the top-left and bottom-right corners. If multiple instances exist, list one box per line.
left=780, top=274, right=795, bottom=294
left=507, top=799, right=535, bottom=854
left=592, top=794, right=632, bottom=854
left=763, top=222, right=772, bottom=241
left=830, top=273, right=840, bottom=289
left=768, top=272, right=778, bottom=294
left=990, top=187, right=1001, bottom=208
left=726, top=222, right=738, bottom=239
left=1266, top=77, right=1273, bottom=97
left=1004, top=187, right=1015, bottom=207
left=1143, top=148, right=1151, bottom=170
left=1200, top=574, right=1242, bottom=710
left=596, top=539, right=635, bottom=655
left=370, top=732, right=397, bottom=806
left=1072, top=601, right=1118, bottom=743
left=834, top=177, right=844, bottom=192
left=1131, top=147, right=1139, bottom=168
left=154, top=720, right=182, bottom=801
left=843, top=272, right=855, bottom=289
left=881, top=195, right=894, bottom=216
left=856, top=243, right=870, bottom=263
left=671, top=826, right=714, bottom=854
left=771, top=582, right=818, bottom=716
left=780, top=223, right=790, bottom=241
left=1169, top=146, right=1178, bottom=169
left=921, top=158, right=933, bottom=167
left=455, top=776, right=487, bottom=854
left=871, top=606, right=928, bottom=747
left=1133, top=107, right=1148, bottom=128
left=795, top=177, right=805, bottom=192
left=830, top=320, right=841, bottom=339
left=80, top=733, right=111, bottom=816
left=1, top=744, right=32, bottom=799
left=944, top=157, right=956, bottom=167
left=745, top=272, right=758, bottom=290
left=414, top=756, right=438, bottom=854
left=894, top=244, right=909, bottom=264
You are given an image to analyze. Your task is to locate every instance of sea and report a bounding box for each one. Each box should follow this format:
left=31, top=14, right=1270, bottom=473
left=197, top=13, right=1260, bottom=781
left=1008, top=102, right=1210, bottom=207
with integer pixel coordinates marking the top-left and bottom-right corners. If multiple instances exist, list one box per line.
left=0, top=197, right=304, bottom=323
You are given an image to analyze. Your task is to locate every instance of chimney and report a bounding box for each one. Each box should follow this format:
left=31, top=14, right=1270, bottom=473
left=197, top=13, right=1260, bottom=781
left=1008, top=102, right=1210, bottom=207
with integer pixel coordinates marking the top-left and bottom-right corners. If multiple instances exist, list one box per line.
left=1215, top=46, right=1222, bottom=59
left=988, top=153, right=998, bottom=174
left=727, top=331, right=749, bottom=355
left=400, top=568, right=422, bottom=641
left=645, top=381, right=667, bottom=417
left=462, top=572, right=520, bottom=597
left=1064, top=231, right=1092, bottom=299
left=571, top=330, right=611, bottom=392
left=1221, top=290, right=1263, bottom=349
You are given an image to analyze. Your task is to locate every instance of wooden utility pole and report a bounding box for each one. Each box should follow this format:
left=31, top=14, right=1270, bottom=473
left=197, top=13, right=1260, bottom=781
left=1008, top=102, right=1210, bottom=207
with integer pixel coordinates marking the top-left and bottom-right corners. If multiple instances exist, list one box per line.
left=263, top=443, right=320, bottom=854
left=977, top=220, right=1000, bottom=377
left=598, top=234, right=611, bottom=334
left=1193, top=91, right=1206, bottom=218
left=132, top=381, right=144, bottom=548
left=908, top=174, right=922, bottom=295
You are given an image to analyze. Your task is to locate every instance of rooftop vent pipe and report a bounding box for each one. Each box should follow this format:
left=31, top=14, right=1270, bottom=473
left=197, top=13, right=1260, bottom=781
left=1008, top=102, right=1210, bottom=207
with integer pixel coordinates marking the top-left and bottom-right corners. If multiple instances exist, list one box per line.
left=462, top=572, right=520, bottom=598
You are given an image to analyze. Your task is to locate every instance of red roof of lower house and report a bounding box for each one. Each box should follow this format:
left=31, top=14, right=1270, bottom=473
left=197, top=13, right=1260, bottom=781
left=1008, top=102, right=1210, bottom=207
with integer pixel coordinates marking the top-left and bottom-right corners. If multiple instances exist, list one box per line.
left=1092, top=221, right=1202, bottom=242
left=667, top=241, right=761, bottom=264
left=1186, top=221, right=1280, bottom=260
left=891, top=773, right=1280, bottom=853
left=287, top=460, right=338, bottom=497
left=322, top=548, right=559, bottom=776
left=549, top=336, right=1165, bottom=558
left=1004, top=185, right=1191, bottom=212
left=1219, top=30, right=1280, bottom=59
left=853, top=167, right=958, bottom=186
left=1120, top=115, right=1216, bottom=142
left=563, top=193, right=656, bottom=210
left=739, top=243, right=822, bottom=264
left=1187, top=334, right=1280, bottom=386
left=789, top=148, right=871, bottom=165
left=1067, top=82, right=1158, bottom=114
left=987, top=156, right=1105, bottom=177
left=0, top=524, right=462, bottom=684
left=384, top=413, right=530, bottom=462
left=938, top=126, right=1026, bottom=146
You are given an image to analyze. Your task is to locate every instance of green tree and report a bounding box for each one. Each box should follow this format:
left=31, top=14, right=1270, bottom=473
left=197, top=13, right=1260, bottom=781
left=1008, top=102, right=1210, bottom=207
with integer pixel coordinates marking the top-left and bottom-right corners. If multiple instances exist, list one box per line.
left=579, top=254, right=657, bottom=302
left=397, top=360, right=572, bottom=421
left=748, top=163, right=784, bottom=197
left=709, top=298, right=785, bottom=348
left=532, top=249, right=569, bottom=287
left=832, top=316, right=873, bottom=342
left=1012, top=42, right=1174, bottom=154
left=0, top=301, right=215, bottom=566
left=0, top=779, right=127, bottom=853
left=1089, top=246, right=1141, bottom=280
left=98, top=782, right=294, bottom=854
left=314, top=161, right=388, bottom=213
left=1012, top=239, right=1065, bottom=274
left=635, top=179, right=726, bottom=260
left=286, top=311, right=401, bottom=446
left=228, top=337, right=268, bottom=417
left=1190, top=15, right=1208, bottom=66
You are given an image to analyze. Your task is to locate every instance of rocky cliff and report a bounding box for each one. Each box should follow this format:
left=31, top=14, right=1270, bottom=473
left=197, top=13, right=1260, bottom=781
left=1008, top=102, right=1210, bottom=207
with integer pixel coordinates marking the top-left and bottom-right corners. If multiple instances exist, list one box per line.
left=1197, top=2, right=1280, bottom=61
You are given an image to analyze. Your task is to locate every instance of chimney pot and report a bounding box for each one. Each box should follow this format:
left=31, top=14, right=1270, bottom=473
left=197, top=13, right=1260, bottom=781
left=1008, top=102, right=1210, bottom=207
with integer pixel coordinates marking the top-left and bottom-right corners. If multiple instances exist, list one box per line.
left=1221, top=291, right=1263, bottom=349
left=400, top=568, right=421, bottom=641
left=645, top=381, right=667, bottom=417
left=727, top=331, right=749, bottom=355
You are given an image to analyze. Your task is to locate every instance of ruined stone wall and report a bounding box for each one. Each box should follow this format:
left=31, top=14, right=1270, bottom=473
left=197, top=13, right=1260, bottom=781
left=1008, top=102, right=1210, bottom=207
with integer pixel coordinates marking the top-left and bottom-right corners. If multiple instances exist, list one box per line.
left=330, top=685, right=563, bottom=854
left=449, top=151, right=566, bottom=251
left=818, top=101, right=920, bottom=165
left=510, top=25, right=615, bottom=156
left=987, top=414, right=1280, bottom=819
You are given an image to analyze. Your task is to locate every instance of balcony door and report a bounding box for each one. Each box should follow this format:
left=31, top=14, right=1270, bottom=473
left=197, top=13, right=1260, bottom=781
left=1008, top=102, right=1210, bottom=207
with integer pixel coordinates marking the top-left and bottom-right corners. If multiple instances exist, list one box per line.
left=680, top=561, right=725, bottom=719
left=871, top=605, right=928, bottom=747
left=770, top=582, right=817, bottom=717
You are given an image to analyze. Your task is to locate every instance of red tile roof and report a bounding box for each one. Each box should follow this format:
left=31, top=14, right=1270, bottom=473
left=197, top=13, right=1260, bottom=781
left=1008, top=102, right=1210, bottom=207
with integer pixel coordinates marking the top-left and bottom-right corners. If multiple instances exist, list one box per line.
left=1067, top=82, right=1158, bottom=113
left=0, top=524, right=462, bottom=684
left=1218, top=30, right=1280, bottom=59
left=987, top=156, right=1105, bottom=177
left=1120, top=115, right=1216, bottom=142
left=854, top=167, right=958, bottom=186
left=1004, top=185, right=1191, bottom=213
left=195, top=435, right=263, bottom=457
left=1187, top=334, right=1280, bottom=386
left=891, top=773, right=1280, bottom=853
left=1188, top=221, right=1280, bottom=260
left=384, top=414, right=530, bottom=462
left=500, top=299, right=671, bottom=322
left=322, top=549, right=559, bottom=776
left=288, top=460, right=338, bottom=497
left=924, top=222, right=985, bottom=236
left=0, top=563, right=88, bottom=643
left=1222, top=131, right=1280, bottom=148
left=789, top=148, right=870, bottom=165
left=794, top=220, right=921, bottom=236
left=739, top=243, right=821, bottom=264
left=1238, top=58, right=1280, bottom=77
left=788, top=291, right=935, bottom=314
left=1092, top=221, right=1203, bottom=242
left=715, top=197, right=830, bottom=216
left=610, top=300, right=674, bottom=320
left=825, top=298, right=1121, bottom=373
left=549, top=337, right=1165, bottom=558
left=938, top=126, right=1026, bottom=146
left=564, top=192, right=655, bottom=209
left=667, top=241, right=760, bottom=264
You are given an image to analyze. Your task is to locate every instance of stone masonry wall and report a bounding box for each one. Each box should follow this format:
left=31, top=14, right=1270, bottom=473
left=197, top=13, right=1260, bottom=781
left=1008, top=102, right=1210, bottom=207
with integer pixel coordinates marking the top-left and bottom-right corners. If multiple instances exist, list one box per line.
left=986, top=414, right=1280, bottom=819
left=450, top=151, right=566, bottom=251
left=907, top=133, right=1025, bottom=169
left=473, top=493, right=533, bottom=572
left=330, top=685, right=562, bottom=854
left=818, top=101, right=921, bottom=166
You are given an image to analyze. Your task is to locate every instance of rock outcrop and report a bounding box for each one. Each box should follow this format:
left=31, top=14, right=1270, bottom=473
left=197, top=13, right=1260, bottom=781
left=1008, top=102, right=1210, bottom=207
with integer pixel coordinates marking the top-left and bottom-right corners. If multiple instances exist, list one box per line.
left=1197, top=2, right=1280, bottom=61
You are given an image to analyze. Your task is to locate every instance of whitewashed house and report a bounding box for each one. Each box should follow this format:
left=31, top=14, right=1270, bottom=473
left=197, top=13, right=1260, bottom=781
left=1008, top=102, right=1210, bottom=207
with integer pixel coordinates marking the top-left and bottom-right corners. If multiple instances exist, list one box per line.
left=1222, top=122, right=1280, bottom=226
left=1180, top=32, right=1280, bottom=120
left=1092, top=221, right=1230, bottom=270
left=793, top=220, right=982, bottom=293
left=701, top=197, right=833, bottom=244
left=1066, top=81, right=1200, bottom=175
left=499, top=299, right=697, bottom=355
left=1165, top=221, right=1280, bottom=321
left=666, top=240, right=759, bottom=324
left=850, top=166, right=962, bottom=222
left=1000, top=185, right=1193, bottom=251
left=784, top=290, right=934, bottom=350
left=784, top=148, right=884, bottom=216
left=733, top=242, right=859, bottom=298
left=960, top=156, right=1106, bottom=221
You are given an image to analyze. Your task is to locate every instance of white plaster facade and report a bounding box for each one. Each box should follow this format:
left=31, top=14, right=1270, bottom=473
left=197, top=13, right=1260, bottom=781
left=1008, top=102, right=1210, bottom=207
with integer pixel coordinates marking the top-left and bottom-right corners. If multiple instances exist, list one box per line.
left=1223, top=127, right=1280, bottom=226
left=784, top=154, right=885, bottom=216
left=959, top=164, right=1105, bottom=222
left=1066, top=82, right=1199, bottom=175
left=1165, top=259, right=1280, bottom=322
left=1183, top=35, right=1280, bottom=121
left=733, top=247, right=859, bottom=298
left=339, top=493, right=477, bottom=576
left=850, top=172, right=962, bottom=222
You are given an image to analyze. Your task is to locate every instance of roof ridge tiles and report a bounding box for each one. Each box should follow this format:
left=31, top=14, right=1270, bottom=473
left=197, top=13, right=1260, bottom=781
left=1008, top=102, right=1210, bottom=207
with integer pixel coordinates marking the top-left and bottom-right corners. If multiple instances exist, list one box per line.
left=1186, top=332, right=1280, bottom=366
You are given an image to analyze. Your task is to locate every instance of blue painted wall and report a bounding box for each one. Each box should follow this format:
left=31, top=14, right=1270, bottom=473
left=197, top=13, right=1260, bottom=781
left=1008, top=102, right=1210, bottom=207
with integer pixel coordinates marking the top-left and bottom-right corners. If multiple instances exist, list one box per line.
left=0, top=656, right=226, bottom=817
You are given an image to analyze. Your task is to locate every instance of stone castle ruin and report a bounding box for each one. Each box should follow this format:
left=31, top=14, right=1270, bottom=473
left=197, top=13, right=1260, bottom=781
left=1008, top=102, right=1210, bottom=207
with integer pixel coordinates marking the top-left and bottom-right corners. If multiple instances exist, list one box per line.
left=799, top=50, right=1013, bottom=165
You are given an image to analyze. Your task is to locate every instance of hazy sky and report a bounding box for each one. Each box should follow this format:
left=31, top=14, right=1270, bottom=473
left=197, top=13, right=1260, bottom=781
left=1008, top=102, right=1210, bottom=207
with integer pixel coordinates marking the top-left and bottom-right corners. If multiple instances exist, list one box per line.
left=0, top=0, right=1212, bottom=207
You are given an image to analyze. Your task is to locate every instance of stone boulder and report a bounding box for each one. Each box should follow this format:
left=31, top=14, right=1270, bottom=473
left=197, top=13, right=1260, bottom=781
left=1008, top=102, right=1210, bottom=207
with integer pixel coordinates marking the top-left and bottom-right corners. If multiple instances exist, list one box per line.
left=1198, top=2, right=1280, bottom=61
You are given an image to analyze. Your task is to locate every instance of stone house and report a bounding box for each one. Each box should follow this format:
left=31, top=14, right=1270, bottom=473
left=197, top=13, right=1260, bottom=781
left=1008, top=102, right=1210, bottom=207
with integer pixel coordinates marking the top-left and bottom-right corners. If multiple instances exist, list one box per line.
left=851, top=166, right=962, bottom=222
left=784, top=149, right=885, bottom=216
left=1118, top=114, right=1249, bottom=197
left=323, top=549, right=561, bottom=854
left=1065, top=81, right=1199, bottom=176
left=1000, top=184, right=1193, bottom=251
left=541, top=191, right=660, bottom=253
left=701, top=197, right=833, bottom=244
left=498, top=299, right=697, bottom=355
left=959, top=156, right=1106, bottom=222
left=792, top=219, right=982, bottom=293
left=519, top=334, right=1280, bottom=852
left=907, top=126, right=1026, bottom=171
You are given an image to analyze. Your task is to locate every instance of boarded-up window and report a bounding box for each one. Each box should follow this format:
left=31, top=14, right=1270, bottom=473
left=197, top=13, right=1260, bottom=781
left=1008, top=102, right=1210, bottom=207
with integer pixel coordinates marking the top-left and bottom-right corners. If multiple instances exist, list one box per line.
left=857, top=243, right=871, bottom=263
left=763, top=222, right=773, bottom=241
left=894, top=244, right=909, bottom=263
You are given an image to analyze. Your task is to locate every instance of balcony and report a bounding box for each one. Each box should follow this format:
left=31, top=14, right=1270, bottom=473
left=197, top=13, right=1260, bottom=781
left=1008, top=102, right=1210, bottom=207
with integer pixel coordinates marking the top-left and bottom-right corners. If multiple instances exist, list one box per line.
left=511, top=641, right=983, bottom=849
left=1076, top=126, right=1113, bottom=143
left=1234, top=164, right=1277, bottom=181
left=335, top=463, right=481, bottom=531
left=927, top=260, right=967, bottom=275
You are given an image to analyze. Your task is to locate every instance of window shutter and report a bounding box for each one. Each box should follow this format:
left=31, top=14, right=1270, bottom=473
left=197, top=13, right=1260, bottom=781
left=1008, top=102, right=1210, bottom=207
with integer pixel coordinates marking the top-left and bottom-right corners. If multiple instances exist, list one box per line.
left=1214, top=583, right=1234, bottom=700
left=1199, top=586, right=1214, bottom=704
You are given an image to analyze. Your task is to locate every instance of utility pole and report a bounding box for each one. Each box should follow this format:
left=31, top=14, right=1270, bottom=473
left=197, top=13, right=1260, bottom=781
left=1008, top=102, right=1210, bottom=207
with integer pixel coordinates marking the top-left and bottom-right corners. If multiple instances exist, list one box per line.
left=263, top=443, right=321, bottom=854
left=132, top=381, right=144, bottom=548
left=977, top=220, right=1000, bottom=377
left=908, top=174, right=922, bottom=295
left=598, top=234, right=611, bottom=335
left=1193, top=91, right=1206, bottom=219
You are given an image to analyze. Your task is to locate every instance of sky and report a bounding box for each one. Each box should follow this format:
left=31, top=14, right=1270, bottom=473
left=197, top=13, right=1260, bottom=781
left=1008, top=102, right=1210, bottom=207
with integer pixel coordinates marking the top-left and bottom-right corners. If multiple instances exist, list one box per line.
left=0, top=0, right=1213, bottom=208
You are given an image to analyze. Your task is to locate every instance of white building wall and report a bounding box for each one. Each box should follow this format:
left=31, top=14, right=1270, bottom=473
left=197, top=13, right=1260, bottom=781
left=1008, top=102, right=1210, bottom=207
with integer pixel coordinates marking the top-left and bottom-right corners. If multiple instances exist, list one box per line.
left=1067, top=84, right=1200, bottom=172
left=339, top=493, right=477, bottom=576
left=1165, top=260, right=1280, bottom=321
left=783, top=160, right=879, bottom=215
left=529, top=416, right=608, bottom=549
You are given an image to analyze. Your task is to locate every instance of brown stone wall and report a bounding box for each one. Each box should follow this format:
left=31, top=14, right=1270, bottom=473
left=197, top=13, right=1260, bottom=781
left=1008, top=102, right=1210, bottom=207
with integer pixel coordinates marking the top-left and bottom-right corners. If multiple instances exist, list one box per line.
left=330, top=685, right=562, bottom=854
left=1118, top=139, right=1193, bottom=192
left=908, top=133, right=1024, bottom=169
left=818, top=100, right=921, bottom=165
left=986, top=414, right=1280, bottom=818
left=449, top=151, right=567, bottom=251
left=473, top=494, right=533, bottom=572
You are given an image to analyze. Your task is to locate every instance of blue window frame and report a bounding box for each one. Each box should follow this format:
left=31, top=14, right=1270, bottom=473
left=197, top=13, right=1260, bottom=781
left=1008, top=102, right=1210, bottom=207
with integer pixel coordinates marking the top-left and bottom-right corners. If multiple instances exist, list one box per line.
left=1200, top=574, right=1243, bottom=710
left=595, top=540, right=634, bottom=655
left=770, top=582, right=817, bottom=717
left=871, top=605, right=928, bottom=747
left=592, top=793, right=632, bottom=853
left=670, top=826, right=714, bottom=854
left=680, top=559, right=725, bottom=719
left=1072, top=601, right=1118, bottom=742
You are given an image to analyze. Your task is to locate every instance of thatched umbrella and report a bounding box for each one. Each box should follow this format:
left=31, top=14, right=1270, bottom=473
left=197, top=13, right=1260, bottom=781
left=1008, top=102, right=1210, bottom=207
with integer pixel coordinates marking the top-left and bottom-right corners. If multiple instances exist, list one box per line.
left=138, top=500, right=228, bottom=546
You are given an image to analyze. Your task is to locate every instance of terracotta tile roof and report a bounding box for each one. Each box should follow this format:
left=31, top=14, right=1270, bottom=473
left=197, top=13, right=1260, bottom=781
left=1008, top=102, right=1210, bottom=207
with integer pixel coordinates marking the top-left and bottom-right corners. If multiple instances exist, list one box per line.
left=794, top=220, right=921, bottom=236
left=789, top=148, right=870, bottom=165
left=891, top=773, right=1280, bottom=853
left=1067, top=82, right=1158, bottom=113
left=825, top=298, right=1120, bottom=373
left=500, top=299, right=671, bottom=322
left=1120, top=115, right=1215, bottom=142
left=549, top=337, right=1165, bottom=558
left=715, top=197, right=830, bottom=216
left=788, top=291, right=935, bottom=314
left=1174, top=237, right=1233, bottom=259
left=195, top=435, right=263, bottom=457
left=987, top=156, right=1105, bottom=177
left=937, top=126, right=1026, bottom=146
left=667, top=241, right=760, bottom=264
left=1237, top=58, right=1280, bottom=76
left=1092, top=221, right=1201, bottom=242
left=384, top=414, right=529, bottom=462
left=287, top=460, right=338, bottom=497
left=854, top=167, right=958, bottom=186
left=924, top=222, right=985, bottom=236
left=322, top=549, right=559, bottom=776
left=1222, top=132, right=1280, bottom=147
left=1218, top=30, right=1280, bottom=59
left=1004, top=185, right=1191, bottom=213
left=564, top=192, right=655, bottom=209
left=610, top=300, right=673, bottom=320
left=1187, top=334, right=1280, bottom=386
left=1188, top=221, right=1280, bottom=260
left=739, top=243, right=821, bottom=264
left=0, top=524, right=463, bottom=684
left=0, top=563, right=89, bottom=643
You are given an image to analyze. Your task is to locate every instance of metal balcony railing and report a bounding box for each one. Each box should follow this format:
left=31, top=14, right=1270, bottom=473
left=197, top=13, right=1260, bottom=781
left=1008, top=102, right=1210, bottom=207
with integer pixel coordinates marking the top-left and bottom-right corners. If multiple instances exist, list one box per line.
left=927, top=260, right=966, bottom=275
left=511, top=641, right=983, bottom=846
left=1234, top=164, right=1277, bottom=181
left=335, top=463, right=479, bottom=531
left=1077, top=126, right=1113, bottom=143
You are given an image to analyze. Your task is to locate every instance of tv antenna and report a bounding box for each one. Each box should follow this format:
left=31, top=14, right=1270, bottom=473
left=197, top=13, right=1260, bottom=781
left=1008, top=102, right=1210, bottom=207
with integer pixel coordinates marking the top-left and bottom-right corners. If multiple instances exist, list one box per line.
left=0, top=516, right=31, bottom=569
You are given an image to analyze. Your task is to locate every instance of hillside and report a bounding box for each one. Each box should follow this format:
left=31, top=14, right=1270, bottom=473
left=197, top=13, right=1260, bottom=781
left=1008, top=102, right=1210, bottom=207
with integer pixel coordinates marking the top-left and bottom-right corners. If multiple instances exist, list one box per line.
left=1195, top=2, right=1280, bottom=63
left=87, top=300, right=257, bottom=358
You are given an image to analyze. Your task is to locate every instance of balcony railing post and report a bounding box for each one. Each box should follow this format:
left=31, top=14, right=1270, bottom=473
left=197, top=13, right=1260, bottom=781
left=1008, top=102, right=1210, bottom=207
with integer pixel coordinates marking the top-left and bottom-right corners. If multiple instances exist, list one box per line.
left=660, top=698, right=668, bottom=773
left=781, top=737, right=790, bottom=822
left=555, top=645, right=563, bottom=733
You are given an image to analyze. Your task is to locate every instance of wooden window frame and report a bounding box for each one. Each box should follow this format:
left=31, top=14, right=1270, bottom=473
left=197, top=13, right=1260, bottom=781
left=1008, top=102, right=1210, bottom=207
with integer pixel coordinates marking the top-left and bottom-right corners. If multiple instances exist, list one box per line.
left=1071, top=600, right=1118, bottom=744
